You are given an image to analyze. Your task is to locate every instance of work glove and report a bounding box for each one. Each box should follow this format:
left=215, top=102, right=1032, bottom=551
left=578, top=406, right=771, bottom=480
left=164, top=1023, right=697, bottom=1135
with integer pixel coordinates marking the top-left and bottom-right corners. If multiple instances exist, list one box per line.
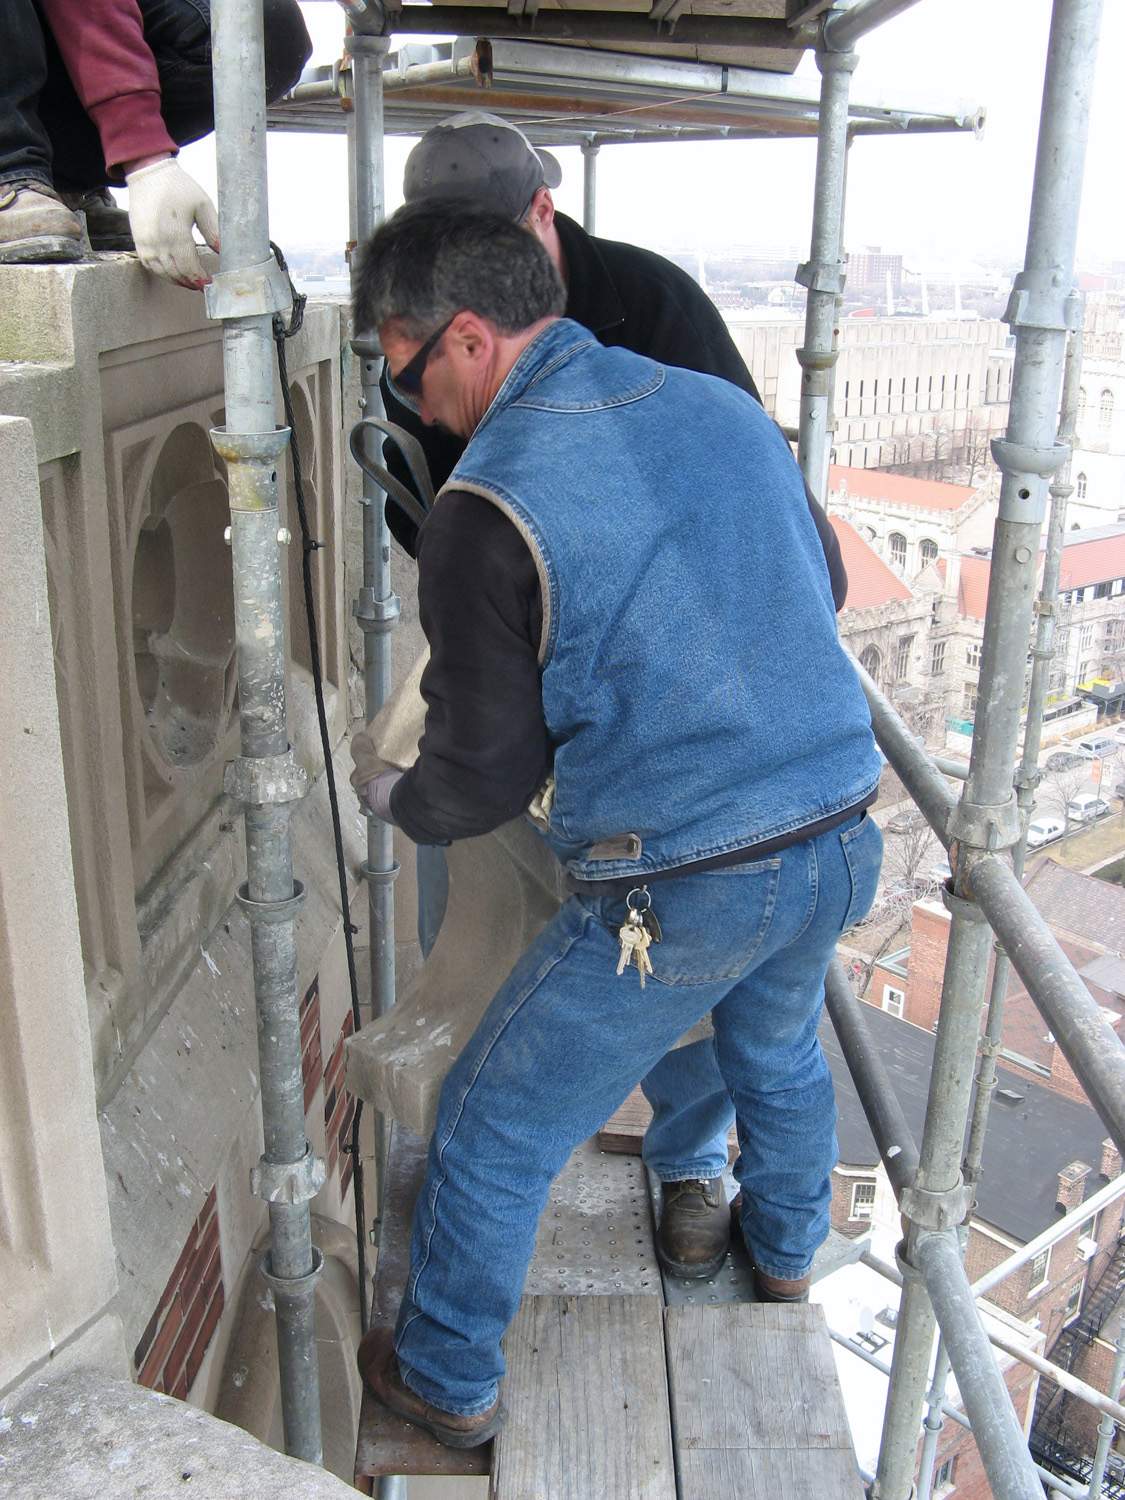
left=360, top=769, right=403, bottom=824
left=124, top=158, right=220, bottom=289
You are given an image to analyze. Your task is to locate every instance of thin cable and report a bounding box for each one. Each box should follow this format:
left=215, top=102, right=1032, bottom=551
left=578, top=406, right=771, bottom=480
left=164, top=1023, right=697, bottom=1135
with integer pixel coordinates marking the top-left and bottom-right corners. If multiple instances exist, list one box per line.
left=270, top=243, right=370, bottom=1334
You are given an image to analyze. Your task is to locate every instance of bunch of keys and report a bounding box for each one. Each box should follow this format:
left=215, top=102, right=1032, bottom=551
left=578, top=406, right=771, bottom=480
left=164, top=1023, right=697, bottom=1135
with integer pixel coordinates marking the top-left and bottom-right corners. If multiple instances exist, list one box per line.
left=616, top=887, right=661, bottom=988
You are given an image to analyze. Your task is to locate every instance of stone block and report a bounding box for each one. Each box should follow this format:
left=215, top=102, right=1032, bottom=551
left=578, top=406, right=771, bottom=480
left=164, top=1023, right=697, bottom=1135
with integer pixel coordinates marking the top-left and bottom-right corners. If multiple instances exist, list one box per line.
left=0, top=1367, right=358, bottom=1498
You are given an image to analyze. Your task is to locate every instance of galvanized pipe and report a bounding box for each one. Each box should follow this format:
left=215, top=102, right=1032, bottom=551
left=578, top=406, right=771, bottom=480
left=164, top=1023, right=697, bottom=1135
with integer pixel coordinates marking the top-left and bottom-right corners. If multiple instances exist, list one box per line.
left=855, top=661, right=957, bottom=843
left=915, top=1232, right=1045, bottom=1500
left=209, top=0, right=323, bottom=1464
left=581, top=140, right=599, bottom=232
left=822, top=0, right=923, bottom=52
left=824, top=959, right=918, bottom=1196
left=963, top=329, right=1084, bottom=1187
left=959, top=0, right=1100, bottom=829
left=1086, top=1327, right=1125, bottom=1498
left=795, top=42, right=855, bottom=502
left=971, top=1175, right=1125, bottom=1300
left=914, top=1323, right=952, bottom=1500
left=348, top=28, right=406, bottom=1500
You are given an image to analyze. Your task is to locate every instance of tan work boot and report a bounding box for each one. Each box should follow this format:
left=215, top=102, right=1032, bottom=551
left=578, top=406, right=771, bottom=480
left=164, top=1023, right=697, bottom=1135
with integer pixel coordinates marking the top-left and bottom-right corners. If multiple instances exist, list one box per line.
left=0, top=181, right=83, bottom=264
left=61, top=187, right=134, bottom=251
left=730, top=1193, right=811, bottom=1302
left=656, top=1176, right=731, bottom=1280
left=357, top=1326, right=505, bottom=1449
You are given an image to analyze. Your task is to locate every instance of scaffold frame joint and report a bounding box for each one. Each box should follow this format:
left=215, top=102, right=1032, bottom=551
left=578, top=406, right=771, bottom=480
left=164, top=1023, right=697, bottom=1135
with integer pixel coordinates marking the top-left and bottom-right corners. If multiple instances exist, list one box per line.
left=225, top=749, right=309, bottom=807
left=204, top=254, right=294, bottom=322
left=1003, top=276, right=1084, bottom=336
left=900, top=1180, right=974, bottom=1232
left=795, top=259, right=847, bottom=296
left=251, top=1144, right=328, bottom=1205
left=946, top=795, right=1022, bottom=856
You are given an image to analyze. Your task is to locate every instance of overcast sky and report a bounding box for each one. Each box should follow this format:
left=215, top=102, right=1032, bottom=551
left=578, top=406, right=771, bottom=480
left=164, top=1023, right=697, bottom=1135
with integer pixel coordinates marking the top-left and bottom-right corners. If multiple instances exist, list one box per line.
left=180, top=0, right=1125, bottom=271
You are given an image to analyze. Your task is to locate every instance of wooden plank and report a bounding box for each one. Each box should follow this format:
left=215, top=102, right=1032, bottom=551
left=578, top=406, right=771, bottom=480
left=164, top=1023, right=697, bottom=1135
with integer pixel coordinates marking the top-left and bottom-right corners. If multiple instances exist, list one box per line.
left=665, top=1302, right=866, bottom=1498
left=491, top=1295, right=677, bottom=1500
left=597, top=1085, right=737, bottom=1161
left=355, top=1123, right=490, bottom=1480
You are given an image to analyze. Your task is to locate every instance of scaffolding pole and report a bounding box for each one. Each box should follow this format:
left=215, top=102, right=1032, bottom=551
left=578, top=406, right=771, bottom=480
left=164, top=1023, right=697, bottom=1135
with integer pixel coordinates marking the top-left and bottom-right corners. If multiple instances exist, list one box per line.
left=581, top=139, right=599, bottom=232
left=346, top=16, right=407, bottom=1500
left=795, top=32, right=854, bottom=502
left=208, top=0, right=324, bottom=1464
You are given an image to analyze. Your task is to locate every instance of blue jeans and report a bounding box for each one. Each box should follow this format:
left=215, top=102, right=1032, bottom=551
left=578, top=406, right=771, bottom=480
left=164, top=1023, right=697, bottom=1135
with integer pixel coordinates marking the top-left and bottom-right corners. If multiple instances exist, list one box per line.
left=394, top=811, right=882, bottom=1414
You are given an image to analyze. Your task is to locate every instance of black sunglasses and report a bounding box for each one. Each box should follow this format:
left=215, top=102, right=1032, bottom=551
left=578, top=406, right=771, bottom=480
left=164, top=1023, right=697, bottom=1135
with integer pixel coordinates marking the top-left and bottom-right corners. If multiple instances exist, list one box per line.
left=394, top=315, right=456, bottom=397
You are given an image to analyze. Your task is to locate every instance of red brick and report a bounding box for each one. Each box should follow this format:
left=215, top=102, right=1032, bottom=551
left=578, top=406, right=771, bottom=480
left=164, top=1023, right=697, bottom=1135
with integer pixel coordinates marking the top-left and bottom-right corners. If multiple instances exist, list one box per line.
left=300, top=976, right=319, bottom=1019
left=185, top=1284, right=226, bottom=1393
left=168, top=1365, right=189, bottom=1401
left=300, top=995, right=321, bottom=1052
left=342, top=1011, right=355, bottom=1039
left=328, top=1143, right=338, bottom=1179
left=156, top=1228, right=197, bottom=1316
left=137, top=1290, right=183, bottom=1387
left=183, top=1213, right=221, bottom=1301
left=340, top=1151, right=354, bottom=1200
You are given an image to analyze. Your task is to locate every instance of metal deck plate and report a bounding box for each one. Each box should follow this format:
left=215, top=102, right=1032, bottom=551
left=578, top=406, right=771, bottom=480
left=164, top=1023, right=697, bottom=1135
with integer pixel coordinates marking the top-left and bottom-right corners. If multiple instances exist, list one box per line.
left=525, top=1139, right=662, bottom=1296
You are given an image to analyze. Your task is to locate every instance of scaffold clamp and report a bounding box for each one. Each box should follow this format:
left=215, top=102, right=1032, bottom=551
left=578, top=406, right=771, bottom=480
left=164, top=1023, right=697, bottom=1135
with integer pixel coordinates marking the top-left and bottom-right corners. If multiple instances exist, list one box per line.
left=252, top=1144, right=327, bottom=1206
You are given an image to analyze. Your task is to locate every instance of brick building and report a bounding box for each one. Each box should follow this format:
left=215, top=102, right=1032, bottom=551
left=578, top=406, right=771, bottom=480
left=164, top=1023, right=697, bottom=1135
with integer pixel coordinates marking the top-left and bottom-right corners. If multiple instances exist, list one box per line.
left=820, top=1006, right=1125, bottom=1496
left=868, top=863, right=1125, bottom=1103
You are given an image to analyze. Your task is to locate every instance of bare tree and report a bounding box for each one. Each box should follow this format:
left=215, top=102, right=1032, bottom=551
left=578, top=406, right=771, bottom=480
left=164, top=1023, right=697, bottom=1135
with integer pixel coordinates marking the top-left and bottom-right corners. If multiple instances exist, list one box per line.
left=1038, top=758, right=1093, bottom=823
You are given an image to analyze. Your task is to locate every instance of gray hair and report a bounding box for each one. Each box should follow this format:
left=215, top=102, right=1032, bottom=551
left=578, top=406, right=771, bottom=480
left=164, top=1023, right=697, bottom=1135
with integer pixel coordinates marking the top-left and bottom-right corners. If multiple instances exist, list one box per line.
left=354, top=199, right=565, bottom=339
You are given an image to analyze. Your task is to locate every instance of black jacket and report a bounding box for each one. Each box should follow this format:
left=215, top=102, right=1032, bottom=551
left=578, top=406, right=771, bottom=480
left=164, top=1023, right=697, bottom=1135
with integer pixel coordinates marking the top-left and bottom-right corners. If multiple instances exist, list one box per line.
left=379, top=211, right=765, bottom=556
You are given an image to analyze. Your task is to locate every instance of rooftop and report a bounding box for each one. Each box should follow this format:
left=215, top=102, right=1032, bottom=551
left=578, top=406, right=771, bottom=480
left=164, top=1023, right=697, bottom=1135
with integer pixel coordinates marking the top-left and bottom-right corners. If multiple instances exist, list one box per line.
left=1059, top=525, right=1125, bottom=591
left=822, top=1004, right=1110, bottom=1243
left=829, top=465, right=978, bottom=514
left=1024, top=859, right=1125, bottom=953
left=830, top=516, right=913, bottom=610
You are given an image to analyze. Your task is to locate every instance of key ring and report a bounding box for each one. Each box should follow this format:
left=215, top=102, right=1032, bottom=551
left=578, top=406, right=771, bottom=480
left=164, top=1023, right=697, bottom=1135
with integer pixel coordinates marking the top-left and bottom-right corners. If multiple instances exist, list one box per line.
left=625, top=885, right=651, bottom=913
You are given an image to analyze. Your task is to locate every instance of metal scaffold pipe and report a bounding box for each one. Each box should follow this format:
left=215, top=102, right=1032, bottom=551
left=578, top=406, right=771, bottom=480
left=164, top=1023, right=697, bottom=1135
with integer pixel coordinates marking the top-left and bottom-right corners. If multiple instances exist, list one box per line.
left=795, top=36, right=855, bottom=502
left=208, top=0, right=324, bottom=1464
left=821, top=0, right=923, bottom=53
left=581, top=140, right=600, bottom=233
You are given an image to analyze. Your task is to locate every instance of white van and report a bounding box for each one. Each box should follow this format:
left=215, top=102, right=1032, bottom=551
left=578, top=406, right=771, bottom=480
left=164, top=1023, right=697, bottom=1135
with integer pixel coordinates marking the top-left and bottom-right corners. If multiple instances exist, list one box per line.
left=1066, top=793, right=1111, bottom=823
left=1074, top=734, right=1119, bottom=760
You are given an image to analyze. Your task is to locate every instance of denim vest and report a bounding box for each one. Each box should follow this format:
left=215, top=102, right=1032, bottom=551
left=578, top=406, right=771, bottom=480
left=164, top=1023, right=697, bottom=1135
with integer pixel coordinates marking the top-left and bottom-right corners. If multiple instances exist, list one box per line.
left=444, top=319, right=881, bottom=881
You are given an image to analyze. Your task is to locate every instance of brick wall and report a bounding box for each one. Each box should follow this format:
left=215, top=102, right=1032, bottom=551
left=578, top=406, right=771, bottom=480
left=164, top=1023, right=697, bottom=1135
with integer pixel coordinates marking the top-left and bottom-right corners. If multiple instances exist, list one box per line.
left=924, top=1355, right=1037, bottom=1500
left=134, top=1186, right=224, bottom=1398
left=902, top=902, right=950, bottom=1033
left=300, top=974, right=323, bottom=1115
left=324, top=1009, right=357, bottom=1200
left=830, top=1167, right=879, bottom=1239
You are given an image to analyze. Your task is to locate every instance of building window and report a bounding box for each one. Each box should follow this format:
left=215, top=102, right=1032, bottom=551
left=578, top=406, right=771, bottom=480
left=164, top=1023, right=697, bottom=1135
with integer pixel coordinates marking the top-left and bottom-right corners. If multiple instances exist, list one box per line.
left=934, top=1455, right=956, bottom=1493
left=882, top=985, right=905, bottom=1018
left=859, top=645, right=882, bottom=686
left=1080, top=623, right=1096, bottom=652
left=888, top=532, right=907, bottom=569
left=1077, top=472, right=1088, bottom=500
left=1028, top=1247, right=1050, bottom=1293
left=1094, top=581, right=1111, bottom=599
left=1063, top=1278, right=1084, bottom=1324
left=931, top=640, right=947, bottom=676
left=1100, top=389, right=1114, bottom=429
left=843, top=378, right=850, bottom=414
left=1078, top=386, right=1087, bottom=420
left=966, top=642, right=982, bottom=669
left=850, top=1180, right=877, bottom=1220
left=919, top=538, right=939, bottom=568
left=963, top=682, right=978, bottom=717
left=895, top=635, right=914, bottom=681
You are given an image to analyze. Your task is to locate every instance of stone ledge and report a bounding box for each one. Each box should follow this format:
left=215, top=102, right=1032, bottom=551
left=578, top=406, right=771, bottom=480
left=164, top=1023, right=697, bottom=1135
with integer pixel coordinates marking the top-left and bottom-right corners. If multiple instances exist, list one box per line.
left=0, top=1368, right=356, bottom=1498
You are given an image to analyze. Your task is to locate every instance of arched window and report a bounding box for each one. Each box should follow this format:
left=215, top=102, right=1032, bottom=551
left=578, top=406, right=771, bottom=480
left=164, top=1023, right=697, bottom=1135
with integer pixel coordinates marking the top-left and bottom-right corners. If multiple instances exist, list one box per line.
left=1077, top=472, right=1088, bottom=500
left=888, top=532, right=908, bottom=570
left=1078, top=387, right=1087, bottom=420
left=919, top=538, right=939, bottom=568
left=1100, top=389, right=1114, bottom=429
left=859, top=646, right=882, bottom=685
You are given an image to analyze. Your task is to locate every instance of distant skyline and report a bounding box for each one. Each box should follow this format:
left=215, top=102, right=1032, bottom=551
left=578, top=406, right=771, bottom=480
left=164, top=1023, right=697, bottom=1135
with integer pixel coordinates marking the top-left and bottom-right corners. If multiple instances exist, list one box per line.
left=180, top=1, right=1125, bottom=271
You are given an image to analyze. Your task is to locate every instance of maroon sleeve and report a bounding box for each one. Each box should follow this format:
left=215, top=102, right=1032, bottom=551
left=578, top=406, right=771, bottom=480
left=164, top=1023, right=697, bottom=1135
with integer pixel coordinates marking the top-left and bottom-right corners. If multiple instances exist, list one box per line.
left=38, top=0, right=177, bottom=174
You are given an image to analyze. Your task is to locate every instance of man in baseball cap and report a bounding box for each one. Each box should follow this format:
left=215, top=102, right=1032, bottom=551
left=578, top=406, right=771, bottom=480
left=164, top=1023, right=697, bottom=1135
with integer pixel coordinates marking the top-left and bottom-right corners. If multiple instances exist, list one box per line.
left=375, top=109, right=847, bottom=1293
left=404, top=110, right=563, bottom=221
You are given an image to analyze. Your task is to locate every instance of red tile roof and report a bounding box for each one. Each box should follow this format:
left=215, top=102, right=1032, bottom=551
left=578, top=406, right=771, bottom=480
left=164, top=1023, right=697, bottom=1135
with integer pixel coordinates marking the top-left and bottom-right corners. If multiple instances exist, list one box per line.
left=830, top=516, right=913, bottom=609
left=958, top=555, right=992, bottom=621
left=1059, top=532, right=1125, bottom=590
left=829, top=465, right=977, bottom=513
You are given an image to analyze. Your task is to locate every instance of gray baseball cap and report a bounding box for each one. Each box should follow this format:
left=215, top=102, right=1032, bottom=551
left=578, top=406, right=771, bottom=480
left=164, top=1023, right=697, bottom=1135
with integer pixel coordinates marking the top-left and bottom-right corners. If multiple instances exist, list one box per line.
left=404, top=111, right=563, bottom=220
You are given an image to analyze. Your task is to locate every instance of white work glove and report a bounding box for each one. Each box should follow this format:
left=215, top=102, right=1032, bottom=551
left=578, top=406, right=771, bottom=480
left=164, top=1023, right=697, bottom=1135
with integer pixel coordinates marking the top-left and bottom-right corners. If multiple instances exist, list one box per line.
left=124, top=157, right=220, bottom=289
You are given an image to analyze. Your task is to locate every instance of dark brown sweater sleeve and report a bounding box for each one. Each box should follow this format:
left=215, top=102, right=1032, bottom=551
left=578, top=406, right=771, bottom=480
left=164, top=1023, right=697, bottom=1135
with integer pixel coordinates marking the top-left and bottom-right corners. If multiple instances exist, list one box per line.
left=389, top=491, right=550, bottom=845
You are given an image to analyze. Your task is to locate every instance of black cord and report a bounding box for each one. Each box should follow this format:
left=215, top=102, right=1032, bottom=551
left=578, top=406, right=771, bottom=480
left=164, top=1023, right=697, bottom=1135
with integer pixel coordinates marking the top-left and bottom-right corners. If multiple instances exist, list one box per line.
left=270, top=242, right=370, bottom=1334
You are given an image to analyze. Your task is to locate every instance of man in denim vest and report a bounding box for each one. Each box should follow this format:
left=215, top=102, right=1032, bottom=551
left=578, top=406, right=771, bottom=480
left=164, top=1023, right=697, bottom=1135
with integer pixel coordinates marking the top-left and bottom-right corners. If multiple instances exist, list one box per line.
left=354, top=201, right=883, bottom=1448
left=375, top=111, right=850, bottom=1289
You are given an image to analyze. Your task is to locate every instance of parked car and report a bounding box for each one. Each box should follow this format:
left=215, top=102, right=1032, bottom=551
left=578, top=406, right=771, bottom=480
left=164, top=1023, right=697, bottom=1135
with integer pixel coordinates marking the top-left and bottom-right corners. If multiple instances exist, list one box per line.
left=1111, top=723, right=1125, bottom=747
left=1026, top=815, right=1066, bottom=847
left=886, top=810, right=926, bottom=835
left=1074, top=734, right=1119, bottom=760
left=1045, top=750, right=1086, bottom=772
left=1066, top=793, right=1111, bottom=823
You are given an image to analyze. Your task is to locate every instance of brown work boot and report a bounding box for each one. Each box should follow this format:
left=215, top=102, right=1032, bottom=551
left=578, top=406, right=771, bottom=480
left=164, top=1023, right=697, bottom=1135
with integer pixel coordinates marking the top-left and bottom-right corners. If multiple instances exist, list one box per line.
left=753, top=1268, right=811, bottom=1303
left=730, top=1195, right=811, bottom=1302
left=0, top=181, right=83, bottom=263
left=356, top=1326, right=505, bottom=1449
left=61, top=187, right=134, bottom=251
left=656, top=1177, right=730, bottom=1280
